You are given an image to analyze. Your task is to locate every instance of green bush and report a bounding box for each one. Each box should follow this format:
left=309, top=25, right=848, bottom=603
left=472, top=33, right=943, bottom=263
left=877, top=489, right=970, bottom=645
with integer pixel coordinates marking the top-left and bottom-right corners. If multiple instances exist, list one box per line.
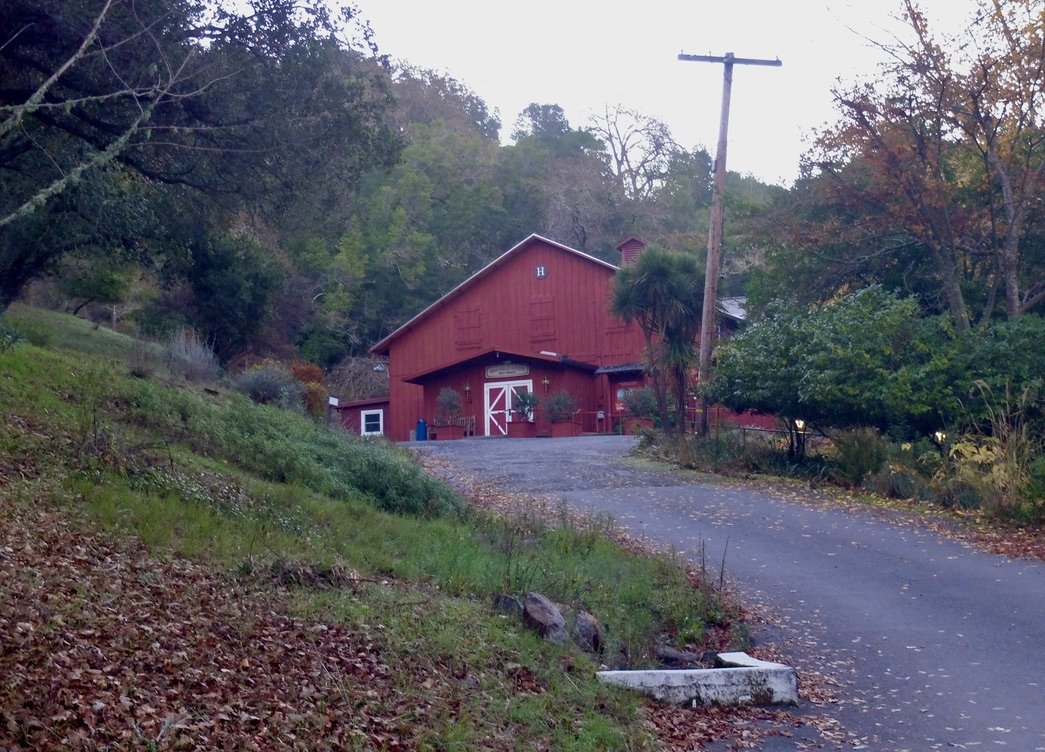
left=233, top=363, right=304, bottom=410
left=828, top=427, right=890, bottom=487
left=544, top=389, right=577, bottom=422
left=622, top=387, right=656, bottom=418
left=0, top=323, right=25, bottom=353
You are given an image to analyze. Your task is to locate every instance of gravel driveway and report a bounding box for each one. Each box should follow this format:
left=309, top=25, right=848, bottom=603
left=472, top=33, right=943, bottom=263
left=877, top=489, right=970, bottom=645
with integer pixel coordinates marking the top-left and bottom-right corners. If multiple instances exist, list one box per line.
left=414, top=434, right=1045, bottom=752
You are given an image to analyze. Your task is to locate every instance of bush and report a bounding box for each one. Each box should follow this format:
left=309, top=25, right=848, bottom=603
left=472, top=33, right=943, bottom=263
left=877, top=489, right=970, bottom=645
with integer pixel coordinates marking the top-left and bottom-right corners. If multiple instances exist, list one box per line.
left=435, top=387, right=463, bottom=423
left=233, top=362, right=304, bottom=410
left=827, top=427, right=890, bottom=487
left=0, top=323, right=25, bottom=353
left=544, top=389, right=576, bottom=422
left=512, top=390, right=539, bottom=420
left=302, top=382, right=328, bottom=419
left=127, top=339, right=162, bottom=379
left=622, top=386, right=656, bottom=418
left=291, top=361, right=325, bottom=384
left=166, top=329, right=221, bottom=382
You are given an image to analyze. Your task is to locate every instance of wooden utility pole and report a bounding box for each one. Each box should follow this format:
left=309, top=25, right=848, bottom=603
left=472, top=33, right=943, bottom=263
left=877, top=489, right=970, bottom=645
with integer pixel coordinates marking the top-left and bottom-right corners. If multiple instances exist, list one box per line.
left=678, top=51, right=781, bottom=435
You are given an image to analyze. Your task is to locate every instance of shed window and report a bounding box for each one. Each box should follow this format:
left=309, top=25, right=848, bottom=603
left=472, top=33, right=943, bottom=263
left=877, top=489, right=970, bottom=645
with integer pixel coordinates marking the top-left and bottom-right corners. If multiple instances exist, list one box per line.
left=361, top=409, right=384, bottom=436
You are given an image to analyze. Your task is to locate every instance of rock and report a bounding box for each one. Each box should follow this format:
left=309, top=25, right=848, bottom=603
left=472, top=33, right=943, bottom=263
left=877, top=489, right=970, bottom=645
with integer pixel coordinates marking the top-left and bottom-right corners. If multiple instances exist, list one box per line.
left=522, top=592, right=568, bottom=645
left=655, top=644, right=705, bottom=668
left=572, top=611, right=604, bottom=655
left=492, top=593, right=523, bottom=617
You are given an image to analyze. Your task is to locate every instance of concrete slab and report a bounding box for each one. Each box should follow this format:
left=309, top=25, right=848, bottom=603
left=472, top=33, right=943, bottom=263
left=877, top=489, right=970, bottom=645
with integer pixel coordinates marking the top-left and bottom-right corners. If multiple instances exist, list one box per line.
left=596, top=651, right=798, bottom=706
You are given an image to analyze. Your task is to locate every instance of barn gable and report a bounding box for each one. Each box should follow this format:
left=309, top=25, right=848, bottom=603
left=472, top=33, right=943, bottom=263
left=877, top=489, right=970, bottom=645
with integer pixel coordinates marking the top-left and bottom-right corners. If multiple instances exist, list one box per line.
left=370, top=234, right=648, bottom=441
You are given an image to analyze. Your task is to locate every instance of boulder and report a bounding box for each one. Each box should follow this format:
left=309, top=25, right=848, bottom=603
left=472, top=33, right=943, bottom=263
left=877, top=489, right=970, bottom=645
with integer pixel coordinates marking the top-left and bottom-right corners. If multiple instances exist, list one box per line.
left=572, top=610, right=604, bottom=655
left=522, top=592, right=568, bottom=645
left=492, top=593, right=523, bottom=617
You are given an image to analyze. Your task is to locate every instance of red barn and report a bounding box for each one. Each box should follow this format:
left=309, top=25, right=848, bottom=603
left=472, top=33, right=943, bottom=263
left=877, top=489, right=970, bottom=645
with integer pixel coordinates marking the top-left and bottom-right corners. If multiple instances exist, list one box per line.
left=370, top=234, right=650, bottom=441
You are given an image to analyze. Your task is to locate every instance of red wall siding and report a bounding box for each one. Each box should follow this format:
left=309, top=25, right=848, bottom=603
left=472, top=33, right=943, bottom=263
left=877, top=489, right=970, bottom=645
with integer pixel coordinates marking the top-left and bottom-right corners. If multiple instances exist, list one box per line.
left=381, top=238, right=648, bottom=440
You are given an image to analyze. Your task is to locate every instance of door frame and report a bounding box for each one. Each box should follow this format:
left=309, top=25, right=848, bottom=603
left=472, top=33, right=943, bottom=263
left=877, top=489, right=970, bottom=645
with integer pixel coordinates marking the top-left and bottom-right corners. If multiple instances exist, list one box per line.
left=484, top=379, right=534, bottom=437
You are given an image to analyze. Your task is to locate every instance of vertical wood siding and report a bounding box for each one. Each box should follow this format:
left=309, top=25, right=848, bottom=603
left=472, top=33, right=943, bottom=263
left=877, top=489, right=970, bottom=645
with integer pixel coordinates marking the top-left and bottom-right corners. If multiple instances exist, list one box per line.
left=381, top=238, right=648, bottom=440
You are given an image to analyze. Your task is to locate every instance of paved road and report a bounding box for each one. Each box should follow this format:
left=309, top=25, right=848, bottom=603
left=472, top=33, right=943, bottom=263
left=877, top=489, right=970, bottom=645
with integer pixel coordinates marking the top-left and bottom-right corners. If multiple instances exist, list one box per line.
left=414, top=435, right=1045, bottom=752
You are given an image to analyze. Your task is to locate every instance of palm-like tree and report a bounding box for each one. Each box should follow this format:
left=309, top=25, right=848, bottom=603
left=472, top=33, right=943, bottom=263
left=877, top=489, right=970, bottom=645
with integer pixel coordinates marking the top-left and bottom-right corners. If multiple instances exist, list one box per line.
left=610, top=247, right=704, bottom=433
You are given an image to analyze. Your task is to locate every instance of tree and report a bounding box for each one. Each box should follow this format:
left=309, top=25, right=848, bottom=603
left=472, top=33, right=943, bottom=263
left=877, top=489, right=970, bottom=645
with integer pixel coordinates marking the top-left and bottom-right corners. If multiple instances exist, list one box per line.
left=610, top=247, right=704, bottom=432
left=0, top=0, right=399, bottom=314
left=709, top=287, right=965, bottom=445
left=588, top=105, right=684, bottom=201
left=807, top=0, right=1044, bottom=328
left=390, top=66, right=501, bottom=141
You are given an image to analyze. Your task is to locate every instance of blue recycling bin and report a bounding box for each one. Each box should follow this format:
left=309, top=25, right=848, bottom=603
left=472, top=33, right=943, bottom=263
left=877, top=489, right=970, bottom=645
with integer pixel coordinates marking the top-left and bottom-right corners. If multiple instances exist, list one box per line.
left=415, top=418, right=428, bottom=441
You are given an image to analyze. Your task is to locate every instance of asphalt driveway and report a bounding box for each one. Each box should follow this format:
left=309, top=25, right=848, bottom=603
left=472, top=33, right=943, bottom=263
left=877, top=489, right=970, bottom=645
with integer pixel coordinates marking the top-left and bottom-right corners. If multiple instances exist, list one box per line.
left=414, top=435, right=1045, bottom=752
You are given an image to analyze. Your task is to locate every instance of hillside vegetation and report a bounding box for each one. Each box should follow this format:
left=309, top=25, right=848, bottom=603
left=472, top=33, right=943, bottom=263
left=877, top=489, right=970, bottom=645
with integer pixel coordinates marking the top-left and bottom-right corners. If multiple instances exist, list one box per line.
left=0, top=306, right=750, bottom=751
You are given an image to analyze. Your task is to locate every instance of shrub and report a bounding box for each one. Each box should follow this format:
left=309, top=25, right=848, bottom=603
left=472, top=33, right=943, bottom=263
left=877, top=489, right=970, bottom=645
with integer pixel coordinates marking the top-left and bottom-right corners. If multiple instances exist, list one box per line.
left=291, top=361, right=325, bottom=384
left=544, top=389, right=576, bottom=422
left=622, top=386, right=656, bottom=418
left=512, top=390, right=539, bottom=420
left=435, top=387, right=463, bottom=424
left=166, top=329, right=221, bottom=382
left=127, top=339, right=162, bottom=379
left=0, top=323, right=25, bottom=353
left=303, top=381, right=328, bottom=419
left=233, top=362, right=304, bottom=410
left=827, top=427, right=890, bottom=487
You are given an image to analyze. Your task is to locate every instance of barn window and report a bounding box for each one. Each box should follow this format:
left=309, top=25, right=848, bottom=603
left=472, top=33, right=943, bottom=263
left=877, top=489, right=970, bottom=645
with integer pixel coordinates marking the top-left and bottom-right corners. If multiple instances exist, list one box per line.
left=529, top=299, right=555, bottom=341
left=454, top=308, right=481, bottom=349
left=361, top=409, right=384, bottom=436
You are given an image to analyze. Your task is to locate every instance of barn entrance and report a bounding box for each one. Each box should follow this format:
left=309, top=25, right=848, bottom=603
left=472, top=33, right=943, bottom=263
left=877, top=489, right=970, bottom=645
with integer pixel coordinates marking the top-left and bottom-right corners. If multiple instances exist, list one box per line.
left=483, top=380, right=533, bottom=436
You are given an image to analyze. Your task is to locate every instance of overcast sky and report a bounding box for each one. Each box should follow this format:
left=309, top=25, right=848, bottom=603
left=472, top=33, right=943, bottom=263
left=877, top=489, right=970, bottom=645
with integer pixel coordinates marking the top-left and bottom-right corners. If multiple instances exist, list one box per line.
left=353, top=0, right=981, bottom=187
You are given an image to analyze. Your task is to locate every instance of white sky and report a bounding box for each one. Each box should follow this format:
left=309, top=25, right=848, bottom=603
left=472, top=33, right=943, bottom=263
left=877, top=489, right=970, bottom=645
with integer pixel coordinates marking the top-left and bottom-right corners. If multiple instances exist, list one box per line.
left=353, top=0, right=981, bottom=187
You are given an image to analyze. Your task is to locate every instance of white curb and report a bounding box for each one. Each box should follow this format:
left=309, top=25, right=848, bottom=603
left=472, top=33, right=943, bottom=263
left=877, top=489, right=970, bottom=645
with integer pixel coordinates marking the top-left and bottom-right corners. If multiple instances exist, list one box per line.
left=596, top=651, right=798, bottom=706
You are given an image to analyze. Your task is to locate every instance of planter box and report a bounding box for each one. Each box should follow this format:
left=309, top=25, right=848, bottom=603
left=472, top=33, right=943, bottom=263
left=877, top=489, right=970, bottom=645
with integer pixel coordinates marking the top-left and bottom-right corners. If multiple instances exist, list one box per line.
left=550, top=421, right=580, bottom=438
left=624, top=416, right=654, bottom=434
left=506, top=420, right=536, bottom=438
left=432, top=423, right=464, bottom=440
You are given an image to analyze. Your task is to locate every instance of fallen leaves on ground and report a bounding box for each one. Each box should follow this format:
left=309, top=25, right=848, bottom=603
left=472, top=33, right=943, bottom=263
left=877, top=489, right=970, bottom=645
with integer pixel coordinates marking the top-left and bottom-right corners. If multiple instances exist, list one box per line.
left=0, top=497, right=432, bottom=751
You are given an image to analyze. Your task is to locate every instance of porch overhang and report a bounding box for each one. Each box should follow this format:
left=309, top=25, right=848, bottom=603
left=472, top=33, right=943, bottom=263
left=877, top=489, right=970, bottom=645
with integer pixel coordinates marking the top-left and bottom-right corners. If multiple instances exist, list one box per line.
left=594, top=362, right=645, bottom=376
left=402, top=348, right=598, bottom=385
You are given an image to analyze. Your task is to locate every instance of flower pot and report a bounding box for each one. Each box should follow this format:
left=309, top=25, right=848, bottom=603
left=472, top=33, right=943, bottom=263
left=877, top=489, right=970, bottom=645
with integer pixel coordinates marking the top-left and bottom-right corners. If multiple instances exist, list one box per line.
left=434, top=423, right=464, bottom=440
left=506, top=420, right=536, bottom=438
left=550, top=421, right=580, bottom=438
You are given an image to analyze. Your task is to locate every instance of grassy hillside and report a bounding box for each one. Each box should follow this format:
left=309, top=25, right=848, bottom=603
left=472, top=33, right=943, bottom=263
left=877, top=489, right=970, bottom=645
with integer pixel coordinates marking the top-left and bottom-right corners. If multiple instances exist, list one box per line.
left=0, top=305, right=745, bottom=750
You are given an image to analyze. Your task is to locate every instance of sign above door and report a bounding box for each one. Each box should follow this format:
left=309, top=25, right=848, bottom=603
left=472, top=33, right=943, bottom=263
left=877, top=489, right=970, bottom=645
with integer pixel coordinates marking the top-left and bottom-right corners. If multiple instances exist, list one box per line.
left=485, top=363, right=529, bottom=379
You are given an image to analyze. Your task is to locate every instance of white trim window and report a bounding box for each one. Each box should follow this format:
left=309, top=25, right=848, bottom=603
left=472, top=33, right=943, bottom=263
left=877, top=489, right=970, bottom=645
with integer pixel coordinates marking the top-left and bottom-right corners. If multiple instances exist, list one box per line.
left=360, top=409, right=384, bottom=437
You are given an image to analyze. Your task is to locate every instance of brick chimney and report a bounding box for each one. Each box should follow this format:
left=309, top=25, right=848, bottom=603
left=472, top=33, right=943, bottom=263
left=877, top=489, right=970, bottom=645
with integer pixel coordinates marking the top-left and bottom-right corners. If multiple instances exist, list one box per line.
left=615, top=236, right=647, bottom=266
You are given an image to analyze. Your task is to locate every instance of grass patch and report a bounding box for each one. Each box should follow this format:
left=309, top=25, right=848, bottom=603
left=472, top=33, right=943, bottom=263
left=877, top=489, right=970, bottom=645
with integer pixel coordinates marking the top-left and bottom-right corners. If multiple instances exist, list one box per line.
left=0, top=305, right=743, bottom=749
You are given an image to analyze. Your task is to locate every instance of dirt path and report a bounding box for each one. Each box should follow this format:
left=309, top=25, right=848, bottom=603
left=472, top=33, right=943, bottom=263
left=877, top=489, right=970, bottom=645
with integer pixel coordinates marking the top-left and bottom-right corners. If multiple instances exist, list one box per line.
left=415, top=435, right=1045, bottom=752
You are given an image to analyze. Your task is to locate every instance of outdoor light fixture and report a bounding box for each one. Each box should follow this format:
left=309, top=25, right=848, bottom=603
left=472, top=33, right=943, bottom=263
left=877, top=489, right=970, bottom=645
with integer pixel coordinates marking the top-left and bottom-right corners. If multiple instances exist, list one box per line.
left=934, top=430, right=947, bottom=444
left=794, top=419, right=805, bottom=431
left=542, top=376, right=551, bottom=391
left=463, top=383, right=471, bottom=402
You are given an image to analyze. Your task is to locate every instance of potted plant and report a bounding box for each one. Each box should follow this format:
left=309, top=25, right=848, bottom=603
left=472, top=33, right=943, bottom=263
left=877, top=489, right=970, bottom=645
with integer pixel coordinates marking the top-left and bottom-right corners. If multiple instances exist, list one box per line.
left=434, top=386, right=464, bottom=440
left=622, top=386, right=656, bottom=434
left=507, top=390, right=539, bottom=438
left=544, top=389, right=580, bottom=437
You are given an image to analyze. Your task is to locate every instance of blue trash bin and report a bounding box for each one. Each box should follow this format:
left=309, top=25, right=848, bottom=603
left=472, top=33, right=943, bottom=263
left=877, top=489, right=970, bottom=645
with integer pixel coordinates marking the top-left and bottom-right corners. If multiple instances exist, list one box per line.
left=415, top=418, right=428, bottom=441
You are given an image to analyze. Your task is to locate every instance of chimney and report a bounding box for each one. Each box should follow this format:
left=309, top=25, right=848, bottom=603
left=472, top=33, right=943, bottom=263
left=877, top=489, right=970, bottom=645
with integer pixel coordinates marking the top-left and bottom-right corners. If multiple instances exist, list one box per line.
left=615, top=236, right=648, bottom=266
